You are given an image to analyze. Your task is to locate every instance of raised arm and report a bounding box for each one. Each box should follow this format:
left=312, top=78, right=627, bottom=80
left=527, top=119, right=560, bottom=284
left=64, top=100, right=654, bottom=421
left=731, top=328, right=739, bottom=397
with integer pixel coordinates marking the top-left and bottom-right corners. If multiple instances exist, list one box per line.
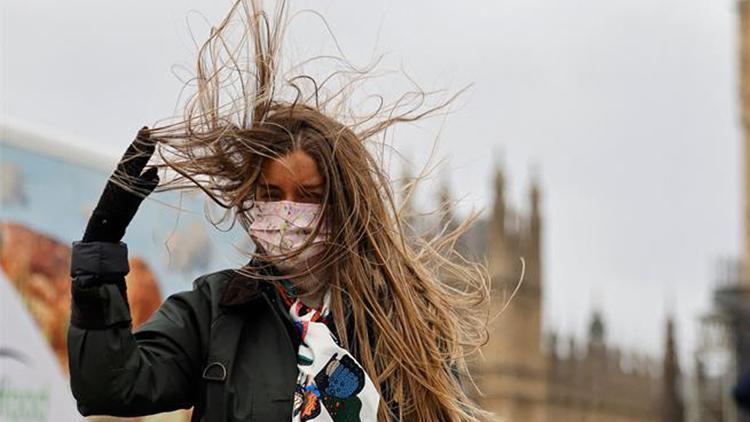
left=66, top=127, right=206, bottom=417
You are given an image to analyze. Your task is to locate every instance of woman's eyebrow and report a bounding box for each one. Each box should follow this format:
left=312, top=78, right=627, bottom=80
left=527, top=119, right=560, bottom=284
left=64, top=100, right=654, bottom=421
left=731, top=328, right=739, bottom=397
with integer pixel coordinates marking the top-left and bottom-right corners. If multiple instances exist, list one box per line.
left=299, top=182, right=324, bottom=190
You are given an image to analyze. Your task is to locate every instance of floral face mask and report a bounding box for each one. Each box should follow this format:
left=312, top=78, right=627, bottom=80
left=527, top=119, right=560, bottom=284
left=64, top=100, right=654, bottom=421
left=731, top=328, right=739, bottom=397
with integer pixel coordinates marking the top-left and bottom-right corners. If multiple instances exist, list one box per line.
left=248, top=200, right=328, bottom=274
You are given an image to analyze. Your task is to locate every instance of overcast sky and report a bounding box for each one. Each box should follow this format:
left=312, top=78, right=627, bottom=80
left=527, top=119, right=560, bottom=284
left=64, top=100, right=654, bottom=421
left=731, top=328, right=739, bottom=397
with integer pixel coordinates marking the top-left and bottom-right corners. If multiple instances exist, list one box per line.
left=1, top=0, right=742, bottom=364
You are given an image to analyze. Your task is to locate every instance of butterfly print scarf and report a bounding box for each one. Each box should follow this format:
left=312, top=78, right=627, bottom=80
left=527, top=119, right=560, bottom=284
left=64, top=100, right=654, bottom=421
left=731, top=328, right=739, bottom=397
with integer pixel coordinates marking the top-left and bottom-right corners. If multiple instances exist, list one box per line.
left=275, top=280, right=381, bottom=421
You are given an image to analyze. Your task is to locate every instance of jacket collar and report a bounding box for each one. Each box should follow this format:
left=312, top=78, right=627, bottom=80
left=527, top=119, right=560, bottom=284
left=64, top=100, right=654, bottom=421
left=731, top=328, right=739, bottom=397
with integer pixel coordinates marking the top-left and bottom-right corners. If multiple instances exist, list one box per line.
left=223, top=260, right=360, bottom=355
left=218, top=257, right=282, bottom=308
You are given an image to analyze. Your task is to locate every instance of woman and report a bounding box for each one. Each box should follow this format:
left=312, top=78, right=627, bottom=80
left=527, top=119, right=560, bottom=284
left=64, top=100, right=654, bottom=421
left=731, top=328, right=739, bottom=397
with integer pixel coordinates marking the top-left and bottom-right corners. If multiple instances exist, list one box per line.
left=67, top=1, right=492, bottom=421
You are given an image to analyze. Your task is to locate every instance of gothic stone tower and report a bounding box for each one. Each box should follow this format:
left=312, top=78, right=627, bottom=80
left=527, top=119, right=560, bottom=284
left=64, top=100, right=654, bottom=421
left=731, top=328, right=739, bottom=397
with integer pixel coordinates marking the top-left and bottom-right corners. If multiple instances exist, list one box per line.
left=473, top=164, right=546, bottom=421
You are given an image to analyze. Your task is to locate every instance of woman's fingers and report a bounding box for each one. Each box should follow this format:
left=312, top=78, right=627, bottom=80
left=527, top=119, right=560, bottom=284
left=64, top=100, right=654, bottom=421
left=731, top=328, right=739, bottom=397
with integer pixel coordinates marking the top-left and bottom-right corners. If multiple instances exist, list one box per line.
left=138, top=166, right=160, bottom=194
left=140, top=165, right=159, bottom=180
left=117, top=126, right=157, bottom=179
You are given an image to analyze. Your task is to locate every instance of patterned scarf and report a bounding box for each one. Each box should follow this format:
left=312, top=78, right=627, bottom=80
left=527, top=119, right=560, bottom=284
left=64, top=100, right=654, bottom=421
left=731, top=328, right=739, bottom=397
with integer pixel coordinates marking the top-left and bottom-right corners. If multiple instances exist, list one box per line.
left=275, top=280, right=380, bottom=421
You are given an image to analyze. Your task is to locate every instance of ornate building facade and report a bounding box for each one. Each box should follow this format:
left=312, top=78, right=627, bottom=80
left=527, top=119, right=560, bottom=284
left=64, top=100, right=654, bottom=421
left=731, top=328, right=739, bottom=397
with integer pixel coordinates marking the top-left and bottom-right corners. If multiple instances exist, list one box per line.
left=455, top=166, right=681, bottom=421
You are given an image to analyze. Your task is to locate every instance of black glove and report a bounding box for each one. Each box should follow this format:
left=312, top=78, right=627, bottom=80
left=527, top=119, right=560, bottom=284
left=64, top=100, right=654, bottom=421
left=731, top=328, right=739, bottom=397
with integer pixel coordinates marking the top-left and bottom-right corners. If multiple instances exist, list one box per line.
left=82, top=126, right=160, bottom=243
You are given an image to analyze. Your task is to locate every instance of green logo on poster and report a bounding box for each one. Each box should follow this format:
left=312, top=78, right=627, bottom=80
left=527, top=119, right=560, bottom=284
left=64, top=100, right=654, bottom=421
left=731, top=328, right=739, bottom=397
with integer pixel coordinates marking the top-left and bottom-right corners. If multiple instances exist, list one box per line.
left=0, top=377, right=50, bottom=422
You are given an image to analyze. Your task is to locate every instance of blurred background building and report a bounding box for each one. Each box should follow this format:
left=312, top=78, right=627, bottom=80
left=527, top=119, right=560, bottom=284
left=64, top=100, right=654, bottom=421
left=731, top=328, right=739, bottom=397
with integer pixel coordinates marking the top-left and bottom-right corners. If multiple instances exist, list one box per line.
left=421, top=164, right=681, bottom=421
left=693, top=1, right=750, bottom=422
left=426, top=1, right=750, bottom=420
left=472, top=171, right=670, bottom=421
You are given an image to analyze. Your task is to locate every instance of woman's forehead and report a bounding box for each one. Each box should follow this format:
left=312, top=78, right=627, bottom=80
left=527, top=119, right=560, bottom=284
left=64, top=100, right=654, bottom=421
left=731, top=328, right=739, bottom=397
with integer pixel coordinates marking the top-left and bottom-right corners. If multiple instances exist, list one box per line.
left=258, top=149, right=323, bottom=186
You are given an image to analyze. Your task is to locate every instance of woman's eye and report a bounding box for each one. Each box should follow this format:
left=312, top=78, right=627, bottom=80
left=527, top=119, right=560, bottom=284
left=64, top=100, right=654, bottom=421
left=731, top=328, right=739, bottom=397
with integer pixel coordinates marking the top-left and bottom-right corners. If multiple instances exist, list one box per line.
left=257, top=191, right=280, bottom=201
left=304, top=192, right=323, bottom=202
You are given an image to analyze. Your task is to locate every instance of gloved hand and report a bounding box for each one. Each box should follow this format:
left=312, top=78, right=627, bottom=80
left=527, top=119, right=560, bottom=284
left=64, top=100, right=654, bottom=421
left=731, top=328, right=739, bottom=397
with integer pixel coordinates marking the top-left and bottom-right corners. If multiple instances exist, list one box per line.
left=82, top=126, right=160, bottom=243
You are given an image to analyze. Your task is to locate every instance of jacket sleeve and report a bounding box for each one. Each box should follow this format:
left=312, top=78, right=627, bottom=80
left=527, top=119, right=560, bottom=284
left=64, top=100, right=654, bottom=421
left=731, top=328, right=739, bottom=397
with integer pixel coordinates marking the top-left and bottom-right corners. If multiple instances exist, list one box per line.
left=66, top=240, right=210, bottom=417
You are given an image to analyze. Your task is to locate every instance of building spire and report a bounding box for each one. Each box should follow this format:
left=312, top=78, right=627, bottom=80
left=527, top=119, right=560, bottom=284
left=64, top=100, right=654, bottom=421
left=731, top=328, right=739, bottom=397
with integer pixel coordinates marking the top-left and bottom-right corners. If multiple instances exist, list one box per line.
left=661, top=317, right=684, bottom=422
left=588, top=310, right=606, bottom=345
left=492, top=158, right=506, bottom=238
left=527, top=167, right=542, bottom=288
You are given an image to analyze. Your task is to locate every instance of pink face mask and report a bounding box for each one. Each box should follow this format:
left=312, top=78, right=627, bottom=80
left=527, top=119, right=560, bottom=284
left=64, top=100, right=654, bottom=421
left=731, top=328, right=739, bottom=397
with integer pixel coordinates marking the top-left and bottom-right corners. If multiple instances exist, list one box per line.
left=248, top=200, right=328, bottom=274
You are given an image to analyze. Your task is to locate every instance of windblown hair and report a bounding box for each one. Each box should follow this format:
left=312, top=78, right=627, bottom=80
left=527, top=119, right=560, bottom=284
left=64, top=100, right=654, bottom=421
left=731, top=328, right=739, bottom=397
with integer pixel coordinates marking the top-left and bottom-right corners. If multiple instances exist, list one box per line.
left=127, top=0, right=494, bottom=420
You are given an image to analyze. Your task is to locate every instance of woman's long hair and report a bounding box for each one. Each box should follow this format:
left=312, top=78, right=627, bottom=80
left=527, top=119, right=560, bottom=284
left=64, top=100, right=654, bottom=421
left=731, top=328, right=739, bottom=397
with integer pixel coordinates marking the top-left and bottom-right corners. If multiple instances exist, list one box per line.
left=125, top=1, right=494, bottom=420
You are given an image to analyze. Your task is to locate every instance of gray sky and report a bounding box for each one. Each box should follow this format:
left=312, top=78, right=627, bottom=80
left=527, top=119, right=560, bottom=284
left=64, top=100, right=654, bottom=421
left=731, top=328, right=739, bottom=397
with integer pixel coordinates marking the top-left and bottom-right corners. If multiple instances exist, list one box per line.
left=1, top=0, right=742, bottom=363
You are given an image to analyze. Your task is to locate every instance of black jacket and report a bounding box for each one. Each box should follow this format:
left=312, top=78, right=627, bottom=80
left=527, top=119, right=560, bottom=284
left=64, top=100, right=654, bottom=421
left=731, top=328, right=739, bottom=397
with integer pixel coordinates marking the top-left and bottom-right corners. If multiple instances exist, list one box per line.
left=66, top=240, right=375, bottom=421
left=735, top=367, right=750, bottom=410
